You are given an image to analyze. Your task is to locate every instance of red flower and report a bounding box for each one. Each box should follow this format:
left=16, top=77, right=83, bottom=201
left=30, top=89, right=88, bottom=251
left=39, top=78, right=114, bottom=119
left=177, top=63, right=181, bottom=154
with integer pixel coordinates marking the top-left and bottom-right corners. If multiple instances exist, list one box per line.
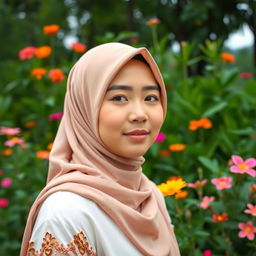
left=0, top=198, right=9, bottom=208
left=48, top=69, right=65, bottom=83
left=239, top=72, right=253, bottom=79
left=212, top=213, right=228, bottom=222
left=71, top=42, right=87, bottom=53
left=19, top=46, right=36, bottom=60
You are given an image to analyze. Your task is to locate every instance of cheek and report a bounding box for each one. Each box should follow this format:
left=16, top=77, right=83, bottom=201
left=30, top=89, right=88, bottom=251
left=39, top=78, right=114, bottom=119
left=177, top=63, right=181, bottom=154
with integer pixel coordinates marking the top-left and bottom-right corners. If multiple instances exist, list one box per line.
left=150, top=107, right=164, bottom=130
left=99, top=105, right=125, bottom=133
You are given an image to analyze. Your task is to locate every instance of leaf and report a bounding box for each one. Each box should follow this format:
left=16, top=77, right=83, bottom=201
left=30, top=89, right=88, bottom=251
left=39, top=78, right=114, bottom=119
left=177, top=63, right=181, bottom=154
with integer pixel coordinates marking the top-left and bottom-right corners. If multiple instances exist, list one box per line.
left=193, top=230, right=210, bottom=237
left=229, top=127, right=255, bottom=135
left=198, top=156, right=219, bottom=172
left=202, top=101, right=227, bottom=117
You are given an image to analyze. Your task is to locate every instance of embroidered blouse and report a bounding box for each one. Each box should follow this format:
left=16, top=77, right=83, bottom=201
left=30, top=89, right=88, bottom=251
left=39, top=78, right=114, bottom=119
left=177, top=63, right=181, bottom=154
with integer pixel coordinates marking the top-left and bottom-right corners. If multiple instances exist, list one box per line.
left=28, top=191, right=143, bottom=256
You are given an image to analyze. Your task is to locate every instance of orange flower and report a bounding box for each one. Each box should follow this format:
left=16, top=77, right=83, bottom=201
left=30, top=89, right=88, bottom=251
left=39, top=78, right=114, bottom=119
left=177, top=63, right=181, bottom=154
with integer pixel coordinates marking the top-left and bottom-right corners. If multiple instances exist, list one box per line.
left=48, top=69, right=65, bottom=83
left=25, top=121, right=37, bottom=128
left=47, top=143, right=53, bottom=150
left=31, top=68, right=47, bottom=80
left=43, top=24, right=60, bottom=35
left=159, top=150, right=171, bottom=157
left=35, top=46, right=52, bottom=58
left=169, top=144, right=186, bottom=152
left=36, top=150, right=50, bottom=159
left=146, top=17, right=160, bottom=26
left=212, top=213, right=228, bottom=222
left=175, top=190, right=188, bottom=199
left=2, top=149, right=12, bottom=156
left=221, top=53, right=235, bottom=63
left=71, top=42, right=87, bottom=53
left=249, top=184, right=256, bottom=193
left=189, top=117, right=212, bottom=131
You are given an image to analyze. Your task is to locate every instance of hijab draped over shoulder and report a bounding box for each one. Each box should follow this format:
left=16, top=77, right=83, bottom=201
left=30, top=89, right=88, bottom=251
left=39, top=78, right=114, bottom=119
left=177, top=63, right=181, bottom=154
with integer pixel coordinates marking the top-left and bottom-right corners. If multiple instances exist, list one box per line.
left=20, top=42, right=180, bottom=256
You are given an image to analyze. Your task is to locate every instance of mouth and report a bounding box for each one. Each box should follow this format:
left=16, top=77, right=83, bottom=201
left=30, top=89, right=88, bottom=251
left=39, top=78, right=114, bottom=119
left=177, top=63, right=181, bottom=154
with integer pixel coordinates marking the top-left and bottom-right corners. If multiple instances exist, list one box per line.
left=123, top=129, right=150, bottom=142
left=123, top=129, right=150, bottom=136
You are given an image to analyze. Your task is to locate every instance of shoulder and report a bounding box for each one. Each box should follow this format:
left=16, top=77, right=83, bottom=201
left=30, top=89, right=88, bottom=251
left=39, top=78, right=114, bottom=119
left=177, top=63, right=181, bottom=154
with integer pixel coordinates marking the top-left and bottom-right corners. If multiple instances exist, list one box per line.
left=29, top=191, right=98, bottom=254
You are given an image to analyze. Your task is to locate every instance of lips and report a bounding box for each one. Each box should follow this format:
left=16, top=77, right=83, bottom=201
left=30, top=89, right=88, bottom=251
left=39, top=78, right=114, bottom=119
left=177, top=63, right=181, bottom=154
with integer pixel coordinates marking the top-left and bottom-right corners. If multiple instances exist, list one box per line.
left=124, top=129, right=150, bottom=135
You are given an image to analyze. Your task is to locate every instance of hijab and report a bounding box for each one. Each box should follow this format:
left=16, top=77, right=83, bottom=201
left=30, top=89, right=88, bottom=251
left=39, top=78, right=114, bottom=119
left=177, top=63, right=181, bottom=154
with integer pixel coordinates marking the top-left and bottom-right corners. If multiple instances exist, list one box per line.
left=20, top=42, right=180, bottom=256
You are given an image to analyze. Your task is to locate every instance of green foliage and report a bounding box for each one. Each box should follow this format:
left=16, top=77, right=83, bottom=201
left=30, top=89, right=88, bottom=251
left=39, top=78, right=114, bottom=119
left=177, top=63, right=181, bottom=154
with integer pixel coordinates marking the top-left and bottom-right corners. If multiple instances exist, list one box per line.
left=1, top=15, right=256, bottom=256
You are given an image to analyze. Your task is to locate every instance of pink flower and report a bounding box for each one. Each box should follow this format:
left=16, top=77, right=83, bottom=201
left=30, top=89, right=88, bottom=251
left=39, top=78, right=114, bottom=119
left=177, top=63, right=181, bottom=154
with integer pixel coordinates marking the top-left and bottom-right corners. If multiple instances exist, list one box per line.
left=155, top=133, right=166, bottom=143
left=48, top=112, right=63, bottom=120
left=19, top=46, right=36, bottom=60
left=0, top=198, right=9, bottom=208
left=203, top=250, right=214, bottom=256
left=4, top=137, right=26, bottom=147
left=244, top=203, right=256, bottom=217
left=211, top=176, right=232, bottom=190
left=188, top=179, right=207, bottom=189
left=230, top=155, right=256, bottom=177
left=0, top=127, right=21, bottom=136
left=1, top=177, right=12, bottom=188
left=239, top=72, right=253, bottom=79
left=199, top=196, right=215, bottom=209
left=238, top=221, right=256, bottom=240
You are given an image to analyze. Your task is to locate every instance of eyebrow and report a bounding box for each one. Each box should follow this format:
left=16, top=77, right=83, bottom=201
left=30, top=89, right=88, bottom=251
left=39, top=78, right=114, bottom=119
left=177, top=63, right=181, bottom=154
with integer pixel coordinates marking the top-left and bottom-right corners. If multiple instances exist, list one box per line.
left=106, top=85, right=160, bottom=92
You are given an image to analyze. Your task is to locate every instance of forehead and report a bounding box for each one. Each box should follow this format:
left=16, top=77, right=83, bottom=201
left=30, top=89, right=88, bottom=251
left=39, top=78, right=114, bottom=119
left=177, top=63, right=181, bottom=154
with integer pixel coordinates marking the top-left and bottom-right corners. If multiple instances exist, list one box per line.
left=109, top=59, right=157, bottom=85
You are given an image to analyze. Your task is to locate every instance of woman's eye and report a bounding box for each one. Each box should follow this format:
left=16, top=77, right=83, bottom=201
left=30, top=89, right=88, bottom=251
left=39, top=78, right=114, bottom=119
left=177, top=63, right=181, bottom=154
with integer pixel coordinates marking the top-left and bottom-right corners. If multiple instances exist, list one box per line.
left=145, top=95, right=159, bottom=102
left=111, top=95, right=127, bottom=102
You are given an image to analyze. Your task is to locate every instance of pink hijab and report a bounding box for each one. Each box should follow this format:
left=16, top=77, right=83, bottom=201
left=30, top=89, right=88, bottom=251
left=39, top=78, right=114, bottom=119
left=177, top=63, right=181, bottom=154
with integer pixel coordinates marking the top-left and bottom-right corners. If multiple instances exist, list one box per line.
left=20, top=42, right=180, bottom=256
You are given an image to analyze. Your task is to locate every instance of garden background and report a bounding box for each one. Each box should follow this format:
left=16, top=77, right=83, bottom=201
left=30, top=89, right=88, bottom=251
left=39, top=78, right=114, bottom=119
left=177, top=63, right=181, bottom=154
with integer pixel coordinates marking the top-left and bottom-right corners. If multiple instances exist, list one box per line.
left=0, top=1, right=256, bottom=255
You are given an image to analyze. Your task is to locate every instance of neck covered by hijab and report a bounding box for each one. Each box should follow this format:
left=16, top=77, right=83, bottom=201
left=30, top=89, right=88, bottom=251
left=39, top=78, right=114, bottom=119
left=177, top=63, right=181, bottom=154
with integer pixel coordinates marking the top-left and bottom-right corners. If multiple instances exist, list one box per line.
left=20, top=42, right=180, bottom=256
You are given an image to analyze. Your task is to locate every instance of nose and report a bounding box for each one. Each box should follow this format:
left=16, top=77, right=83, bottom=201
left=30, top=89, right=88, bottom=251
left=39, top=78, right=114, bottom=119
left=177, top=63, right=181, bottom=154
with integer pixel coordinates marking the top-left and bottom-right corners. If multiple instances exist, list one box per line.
left=128, top=103, right=148, bottom=123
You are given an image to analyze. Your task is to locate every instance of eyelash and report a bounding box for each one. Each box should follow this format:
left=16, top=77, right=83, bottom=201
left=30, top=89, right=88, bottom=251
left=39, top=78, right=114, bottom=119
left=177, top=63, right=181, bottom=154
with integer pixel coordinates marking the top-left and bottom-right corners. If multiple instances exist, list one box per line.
left=110, top=95, right=159, bottom=102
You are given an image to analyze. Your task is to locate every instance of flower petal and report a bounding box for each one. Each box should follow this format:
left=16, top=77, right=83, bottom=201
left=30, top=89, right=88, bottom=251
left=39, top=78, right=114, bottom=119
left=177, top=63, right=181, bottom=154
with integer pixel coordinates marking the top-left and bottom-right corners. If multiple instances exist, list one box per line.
left=246, top=169, right=256, bottom=177
left=230, top=166, right=245, bottom=174
left=232, top=155, right=244, bottom=165
left=244, top=158, right=256, bottom=168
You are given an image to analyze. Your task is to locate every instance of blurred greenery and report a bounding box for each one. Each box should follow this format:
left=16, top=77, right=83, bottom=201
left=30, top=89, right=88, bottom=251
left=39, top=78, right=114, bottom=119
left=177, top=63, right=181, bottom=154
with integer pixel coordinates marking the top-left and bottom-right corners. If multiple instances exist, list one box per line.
left=0, top=1, right=256, bottom=256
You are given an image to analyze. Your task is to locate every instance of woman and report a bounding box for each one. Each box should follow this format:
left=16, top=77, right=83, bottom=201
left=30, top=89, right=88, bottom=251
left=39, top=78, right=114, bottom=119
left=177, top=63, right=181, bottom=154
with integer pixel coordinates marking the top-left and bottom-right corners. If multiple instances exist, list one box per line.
left=20, top=42, right=180, bottom=256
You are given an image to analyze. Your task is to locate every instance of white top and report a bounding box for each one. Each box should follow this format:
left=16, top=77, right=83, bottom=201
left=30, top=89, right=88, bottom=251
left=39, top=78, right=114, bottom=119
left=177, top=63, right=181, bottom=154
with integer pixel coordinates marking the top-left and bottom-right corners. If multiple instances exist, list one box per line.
left=29, top=191, right=143, bottom=256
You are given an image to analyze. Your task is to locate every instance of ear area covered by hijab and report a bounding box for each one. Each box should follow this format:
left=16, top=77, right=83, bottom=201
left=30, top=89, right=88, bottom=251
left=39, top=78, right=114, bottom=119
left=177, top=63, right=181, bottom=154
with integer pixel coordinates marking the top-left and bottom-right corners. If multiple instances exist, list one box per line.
left=20, top=42, right=180, bottom=256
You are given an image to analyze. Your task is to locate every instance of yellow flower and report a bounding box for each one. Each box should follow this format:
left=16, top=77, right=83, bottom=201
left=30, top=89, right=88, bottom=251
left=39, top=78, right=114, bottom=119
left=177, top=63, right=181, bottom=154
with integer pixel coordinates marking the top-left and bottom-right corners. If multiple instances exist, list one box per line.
left=158, top=178, right=187, bottom=197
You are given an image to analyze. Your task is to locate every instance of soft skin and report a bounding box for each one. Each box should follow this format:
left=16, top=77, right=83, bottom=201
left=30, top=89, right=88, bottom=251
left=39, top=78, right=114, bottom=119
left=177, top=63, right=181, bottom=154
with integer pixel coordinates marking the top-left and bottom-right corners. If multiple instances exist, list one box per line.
left=99, top=59, right=164, bottom=158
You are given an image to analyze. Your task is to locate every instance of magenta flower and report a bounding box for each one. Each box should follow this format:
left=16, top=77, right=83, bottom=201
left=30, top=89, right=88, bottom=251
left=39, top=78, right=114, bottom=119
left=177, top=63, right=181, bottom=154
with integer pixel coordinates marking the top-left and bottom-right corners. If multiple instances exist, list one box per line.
left=238, top=221, right=256, bottom=240
left=4, top=137, right=26, bottom=147
left=211, top=176, right=232, bottom=190
left=1, top=177, right=12, bottom=188
left=0, top=198, right=9, bottom=208
left=48, top=112, right=63, bottom=120
left=199, top=196, right=215, bottom=209
left=230, top=155, right=256, bottom=177
left=0, top=127, right=21, bottom=136
left=155, top=133, right=166, bottom=143
left=188, top=179, right=207, bottom=189
left=239, top=72, right=253, bottom=79
left=244, top=203, right=256, bottom=217
left=203, top=250, right=214, bottom=256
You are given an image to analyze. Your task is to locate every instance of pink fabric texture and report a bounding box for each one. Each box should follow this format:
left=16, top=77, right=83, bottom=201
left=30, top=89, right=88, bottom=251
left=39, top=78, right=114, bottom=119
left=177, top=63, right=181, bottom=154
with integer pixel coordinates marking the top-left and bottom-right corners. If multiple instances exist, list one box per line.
left=20, top=42, right=180, bottom=256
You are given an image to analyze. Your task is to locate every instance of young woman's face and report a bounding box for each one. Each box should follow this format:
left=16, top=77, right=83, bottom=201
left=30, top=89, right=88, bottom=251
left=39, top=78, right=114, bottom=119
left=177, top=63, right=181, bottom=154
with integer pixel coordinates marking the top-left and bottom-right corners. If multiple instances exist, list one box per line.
left=98, top=59, right=164, bottom=158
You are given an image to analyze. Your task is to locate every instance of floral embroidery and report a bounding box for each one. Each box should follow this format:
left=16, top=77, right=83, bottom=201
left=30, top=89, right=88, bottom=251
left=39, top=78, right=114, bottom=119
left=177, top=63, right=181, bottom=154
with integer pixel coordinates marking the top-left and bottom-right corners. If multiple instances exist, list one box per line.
left=27, top=231, right=96, bottom=256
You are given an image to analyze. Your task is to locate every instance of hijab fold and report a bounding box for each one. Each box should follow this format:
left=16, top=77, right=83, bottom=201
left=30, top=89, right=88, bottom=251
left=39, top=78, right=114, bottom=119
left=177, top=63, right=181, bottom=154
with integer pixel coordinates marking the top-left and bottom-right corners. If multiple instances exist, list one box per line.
left=20, top=42, right=180, bottom=256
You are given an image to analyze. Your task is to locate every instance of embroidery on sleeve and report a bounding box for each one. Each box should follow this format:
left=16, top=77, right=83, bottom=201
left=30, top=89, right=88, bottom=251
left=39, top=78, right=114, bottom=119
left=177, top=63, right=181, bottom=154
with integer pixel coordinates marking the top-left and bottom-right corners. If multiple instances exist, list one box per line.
left=27, top=231, right=96, bottom=256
